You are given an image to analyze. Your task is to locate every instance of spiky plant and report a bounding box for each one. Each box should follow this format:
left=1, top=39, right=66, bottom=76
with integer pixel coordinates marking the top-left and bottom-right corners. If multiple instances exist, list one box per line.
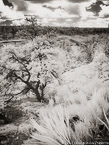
left=98, top=108, right=109, bottom=132
left=30, top=105, right=82, bottom=145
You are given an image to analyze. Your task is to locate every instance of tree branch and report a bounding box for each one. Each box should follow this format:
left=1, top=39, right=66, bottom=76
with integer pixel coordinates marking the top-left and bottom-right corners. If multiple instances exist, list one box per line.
left=4, top=94, right=14, bottom=104
left=9, top=51, right=31, bottom=82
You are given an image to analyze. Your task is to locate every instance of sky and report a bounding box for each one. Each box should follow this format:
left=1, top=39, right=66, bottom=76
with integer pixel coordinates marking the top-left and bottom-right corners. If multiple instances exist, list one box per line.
left=0, top=0, right=109, bottom=27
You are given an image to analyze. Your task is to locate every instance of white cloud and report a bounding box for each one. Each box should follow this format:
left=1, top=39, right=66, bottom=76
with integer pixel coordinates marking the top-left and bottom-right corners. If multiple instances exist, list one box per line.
left=77, top=17, right=108, bottom=28
left=50, top=0, right=69, bottom=7
left=27, top=3, right=47, bottom=17
left=0, top=0, right=108, bottom=27
left=99, top=5, right=109, bottom=17
left=0, top=0, right=24, bottom=21
left=79, top=1, right=94, bottom=20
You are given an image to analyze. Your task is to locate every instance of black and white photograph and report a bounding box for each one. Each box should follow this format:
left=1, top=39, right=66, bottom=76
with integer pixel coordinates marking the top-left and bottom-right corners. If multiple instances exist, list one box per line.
left=0, top=0, right=109, bottom=145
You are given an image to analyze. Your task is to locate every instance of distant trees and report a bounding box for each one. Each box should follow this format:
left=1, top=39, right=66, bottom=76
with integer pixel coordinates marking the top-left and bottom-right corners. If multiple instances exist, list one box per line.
left=0, top=26, right=18, bottom=40
left=1, top=24, right=109, bottom=40
left=11, top=26, right=17, bottom=39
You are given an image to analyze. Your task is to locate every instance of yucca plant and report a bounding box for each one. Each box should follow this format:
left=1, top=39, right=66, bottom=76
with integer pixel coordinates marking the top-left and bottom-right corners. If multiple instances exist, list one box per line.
left=30, top=105, right=82, bottom=145
left=98, top=107, right=109, bottom=132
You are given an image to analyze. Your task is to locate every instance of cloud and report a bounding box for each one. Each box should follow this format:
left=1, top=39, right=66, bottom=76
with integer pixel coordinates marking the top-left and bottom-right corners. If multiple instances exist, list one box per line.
left=77, top=17, right=108, bottom=27
left=43, top=5, right=63, bottom=11
left=86, top=0, right=109, bottom=16
left=57, top=16, right=80, bottom=24
left=103, top=14, right=109, bottom=18
left=25, top=0, right=52, bottom=3
left=2, top=0, right=28, bottom=12
left=68, top=0, right=89, bottom=3
left=0, top=0, right=25, bottom=22
left=27, top=1, right=76, bottom=19
left=37, top=15, right=81, bottom=27
left=0, top=0, right=109, bottom=27
left=26, top=0, right=89, bottom=4
left=43, top=4, right=80, bottom=15
left=2, top=0, right=13, bottom=7
left=9, top=0, right=28, bottom=11
left=65, top=4, right=80, bottom=15
left=42, top=1, right=80, bottom=16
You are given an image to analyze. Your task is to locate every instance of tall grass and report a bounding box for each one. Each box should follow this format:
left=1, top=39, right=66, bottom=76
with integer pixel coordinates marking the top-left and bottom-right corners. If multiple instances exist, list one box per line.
left=30, top=105, right=83, bottom=145
left=30, top=82, right=109, bottom=144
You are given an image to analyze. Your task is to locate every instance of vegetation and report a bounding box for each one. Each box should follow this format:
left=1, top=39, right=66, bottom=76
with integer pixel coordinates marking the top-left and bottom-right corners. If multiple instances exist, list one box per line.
left=29, top=35, right=109, bottom=145
left=0, top=25, right=109, bottom=145
left=0, top=37, right=57, bottom=103
left=0, top=25, right=109, bottom=40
